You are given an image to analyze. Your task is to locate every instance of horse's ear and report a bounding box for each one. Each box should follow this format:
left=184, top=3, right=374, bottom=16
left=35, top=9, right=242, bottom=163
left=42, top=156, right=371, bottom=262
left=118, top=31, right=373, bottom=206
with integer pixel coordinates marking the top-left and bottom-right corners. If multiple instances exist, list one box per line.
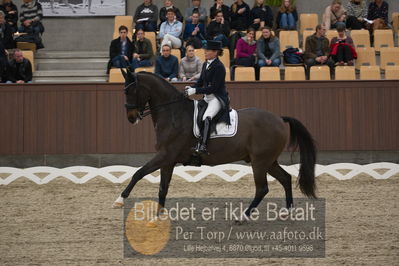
left=120, top=68, right=128, bottom=80
left=127, top=68, right=136, bottom=82
left=127, top=65, right=135, bottom=73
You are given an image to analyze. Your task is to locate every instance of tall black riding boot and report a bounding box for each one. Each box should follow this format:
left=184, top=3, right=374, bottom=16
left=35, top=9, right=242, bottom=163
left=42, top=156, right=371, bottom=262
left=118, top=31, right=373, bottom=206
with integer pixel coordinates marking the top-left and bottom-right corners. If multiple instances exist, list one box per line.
left=195, top=116, right=211, bottom=155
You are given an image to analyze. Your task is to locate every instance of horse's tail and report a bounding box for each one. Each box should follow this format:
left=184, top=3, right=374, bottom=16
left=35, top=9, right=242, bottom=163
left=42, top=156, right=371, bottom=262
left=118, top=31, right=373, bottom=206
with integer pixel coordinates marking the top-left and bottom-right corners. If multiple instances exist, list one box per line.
left=282, top=116, right=317, bottom=198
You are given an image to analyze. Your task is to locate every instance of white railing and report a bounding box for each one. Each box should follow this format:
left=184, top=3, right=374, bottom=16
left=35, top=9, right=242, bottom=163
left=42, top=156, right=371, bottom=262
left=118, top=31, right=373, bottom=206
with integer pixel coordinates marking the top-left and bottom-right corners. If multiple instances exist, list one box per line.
left=0, top=163, right=398, bottom=185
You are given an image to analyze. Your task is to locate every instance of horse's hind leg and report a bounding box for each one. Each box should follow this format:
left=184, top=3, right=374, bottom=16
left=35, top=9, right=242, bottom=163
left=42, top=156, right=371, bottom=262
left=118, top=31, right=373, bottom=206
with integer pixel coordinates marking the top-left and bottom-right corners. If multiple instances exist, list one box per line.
left=244, top=163, right=270, bottom=217
left=269, top=162, right=293, bottom=209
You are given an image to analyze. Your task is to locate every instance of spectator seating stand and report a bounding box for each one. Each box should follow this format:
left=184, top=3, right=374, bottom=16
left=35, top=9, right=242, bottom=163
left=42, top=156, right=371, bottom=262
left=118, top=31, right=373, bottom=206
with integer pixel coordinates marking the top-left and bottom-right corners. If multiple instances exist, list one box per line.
left=360, top=65, right=381, bottom=80
left=335, top=66, right=356, bottom=80
left=299, top=13, right=319, bottom=35
left=350, top=30, right=371, bottom=48
left=380, top=47, right=399, bottom=70
left=385, top=65, right=399, bottom=79
left=259, top=67, right=280, bottom=81
left=22, top=50, right=35, bottom=72
left=284, top=66, right=306, bottom=81
left=310, top=65, right=330, bottom=80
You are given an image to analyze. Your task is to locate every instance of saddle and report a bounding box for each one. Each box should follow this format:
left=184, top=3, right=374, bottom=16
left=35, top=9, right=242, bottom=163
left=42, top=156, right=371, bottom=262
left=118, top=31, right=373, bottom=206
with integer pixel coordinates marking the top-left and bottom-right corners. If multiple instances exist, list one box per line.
left=193, top=100, right=238, bottom=139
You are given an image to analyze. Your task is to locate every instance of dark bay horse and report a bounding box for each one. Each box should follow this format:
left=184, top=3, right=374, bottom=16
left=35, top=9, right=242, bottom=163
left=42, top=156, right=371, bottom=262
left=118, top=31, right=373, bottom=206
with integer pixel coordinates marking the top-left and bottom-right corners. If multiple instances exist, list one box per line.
left=113, top=70, right=317, bottom=218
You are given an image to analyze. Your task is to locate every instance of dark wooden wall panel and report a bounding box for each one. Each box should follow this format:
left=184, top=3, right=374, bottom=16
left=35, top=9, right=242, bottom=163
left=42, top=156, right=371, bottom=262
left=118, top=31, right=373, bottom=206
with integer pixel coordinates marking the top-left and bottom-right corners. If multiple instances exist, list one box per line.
left=0, top=86, right=23, bottom=154
left=0, top=80, right=397, bottom=155
left=23, top=85, right=97, bottom=154
left=96, top=84, right=156, bottom=153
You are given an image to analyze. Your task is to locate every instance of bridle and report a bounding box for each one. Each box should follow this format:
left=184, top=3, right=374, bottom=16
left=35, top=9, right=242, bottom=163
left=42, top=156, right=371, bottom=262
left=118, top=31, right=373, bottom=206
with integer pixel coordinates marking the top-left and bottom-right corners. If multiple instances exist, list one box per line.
left=123, top=73, right=184, bottom=120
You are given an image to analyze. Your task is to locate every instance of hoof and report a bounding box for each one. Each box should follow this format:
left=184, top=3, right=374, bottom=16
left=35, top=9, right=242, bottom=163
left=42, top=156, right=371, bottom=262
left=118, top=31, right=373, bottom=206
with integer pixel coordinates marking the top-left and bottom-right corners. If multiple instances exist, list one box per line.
left=112, top=201, right=124, bottom=209
left=112, top=196, right=125, bottom=209
left=234, top=219, right=249, bottom=226
left=280, top=207, right=294, bottom=220
left=146, top=220, right=158, bottom=228
left=146, top=215, right=161, bottom=228
left=234, top=213, right=250, bottom=225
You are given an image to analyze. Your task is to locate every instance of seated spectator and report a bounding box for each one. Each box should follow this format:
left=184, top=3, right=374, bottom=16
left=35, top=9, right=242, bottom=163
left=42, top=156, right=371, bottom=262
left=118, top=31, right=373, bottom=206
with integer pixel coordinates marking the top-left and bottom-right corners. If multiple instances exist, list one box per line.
left=155, top=44, right=179, bottom=81
left=184, top=11, right=206, bottom=49
left=230, top=0, right=250, bottom=31
left=0, top=11, right=15, bottom=49
left=346, top=0, right=368, bottom=30
left=210, top=0, right=231, bottom=23
left=6, top=49, right=32, bottom=83
left=131, top=29, right=154, bottom=70
left=330, top=24, right=356, bottom=66
left=323, top=0, right=346, bottom=30
left=159, top=9, right=183, bottom=50
left=250, top=0, right=273, bottom=31
left=107, top=26, right=133, bottom=72
left=235, top=28, right=257, bottom=67
left=1, top=0, right=18, bottom=33
left=304, top=24, right=335, bottom=73
left=276, top=0, right=298, bottom=30
left=179, top=44, right=203, bottom=81
left=185, top=0, right=207, bottom=24
left=134, top=0, right=158, bottom=32
left=19, top=0, right=44, bottom=35
left=256, top=27, right=281, bottom=67
left=367, top=0, right=389, bottom=30
left=0, top=40, right=7, bottom=82
left=206, top=10, right=230, bottom=47
left=159, top=0, right=183, bottom=26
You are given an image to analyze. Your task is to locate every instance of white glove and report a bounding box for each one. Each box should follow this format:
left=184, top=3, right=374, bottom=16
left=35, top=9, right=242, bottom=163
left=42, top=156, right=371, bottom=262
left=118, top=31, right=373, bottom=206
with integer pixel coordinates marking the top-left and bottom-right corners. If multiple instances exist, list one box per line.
left=184, top=86, right=196, bottom=97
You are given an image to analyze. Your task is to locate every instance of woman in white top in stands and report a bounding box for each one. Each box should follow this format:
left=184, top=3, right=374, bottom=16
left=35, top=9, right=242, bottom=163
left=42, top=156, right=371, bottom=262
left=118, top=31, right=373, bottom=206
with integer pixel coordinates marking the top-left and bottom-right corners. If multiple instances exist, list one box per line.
left=179, top=45, right=203, bottom=81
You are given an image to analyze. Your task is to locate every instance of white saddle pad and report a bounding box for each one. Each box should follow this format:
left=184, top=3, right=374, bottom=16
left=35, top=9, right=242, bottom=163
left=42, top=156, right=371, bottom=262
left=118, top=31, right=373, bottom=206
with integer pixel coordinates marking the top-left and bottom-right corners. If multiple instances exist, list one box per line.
left=193, top=100, right=238, bottom=139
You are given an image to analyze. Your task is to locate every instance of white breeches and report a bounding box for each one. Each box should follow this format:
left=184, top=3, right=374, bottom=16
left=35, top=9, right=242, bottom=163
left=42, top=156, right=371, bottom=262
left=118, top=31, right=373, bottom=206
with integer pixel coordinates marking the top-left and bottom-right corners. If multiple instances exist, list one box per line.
left=203, top=94, right=221, bottom=120
left=161, top=34, right=182, bottom=50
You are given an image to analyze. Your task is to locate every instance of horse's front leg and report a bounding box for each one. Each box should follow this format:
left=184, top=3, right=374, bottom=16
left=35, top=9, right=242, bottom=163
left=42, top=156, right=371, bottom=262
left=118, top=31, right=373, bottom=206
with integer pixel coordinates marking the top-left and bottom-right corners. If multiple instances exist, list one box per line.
left=158, top=164, right=175, bottom=210
left=112, top=151, right=169, bottom=208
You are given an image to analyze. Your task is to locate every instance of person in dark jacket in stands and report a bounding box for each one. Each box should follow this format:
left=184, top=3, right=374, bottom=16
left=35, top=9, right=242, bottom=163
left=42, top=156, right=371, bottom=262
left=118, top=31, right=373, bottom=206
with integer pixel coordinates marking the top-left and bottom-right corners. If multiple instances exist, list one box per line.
left=131, top=28, right=154, bottom=70
left=250, top=0, right=273, bottom=31
left=185, top=0, right=207, bottom=24
left=367, top=0, right=389, bottom=29
left=108, top=25, right=134, bottom=72
left=210, top=0, right=230, bottom=23
left=304, top=24, right=335, bottom=75
left=0, top=11, right=15, bottom=48
left=1, top=0, right=18, bottom=32
left=159, top=0, right=183, bottom=26
left=206, top=10, right=230, bottom=47
left=183, top=10, right=206, bottom=49
left=155, top=44, right=179, bottom=81
left=230, top=0, right=250, bottom=31
left=134, top=0, right=158, bottom=32
left=0, top=38, right=7, bottom=82
left=6, top=49, right=32, bottom=83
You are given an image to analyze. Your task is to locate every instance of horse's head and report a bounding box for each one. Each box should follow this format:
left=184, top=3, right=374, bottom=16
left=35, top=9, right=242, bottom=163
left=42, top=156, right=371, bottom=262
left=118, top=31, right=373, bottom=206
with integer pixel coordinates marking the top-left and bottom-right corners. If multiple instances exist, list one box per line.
left=121, top=68, right=150, bottom=124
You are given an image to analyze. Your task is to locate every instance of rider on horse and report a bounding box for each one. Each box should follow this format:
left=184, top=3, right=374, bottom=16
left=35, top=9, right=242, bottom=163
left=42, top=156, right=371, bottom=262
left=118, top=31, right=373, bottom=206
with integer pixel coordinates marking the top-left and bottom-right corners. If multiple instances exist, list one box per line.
left=185, top=40, right=230, bottom=155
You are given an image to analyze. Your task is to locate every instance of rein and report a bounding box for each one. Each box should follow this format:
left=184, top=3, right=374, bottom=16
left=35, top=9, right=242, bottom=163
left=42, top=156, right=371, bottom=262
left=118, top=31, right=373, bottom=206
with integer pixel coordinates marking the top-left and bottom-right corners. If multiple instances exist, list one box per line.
left=123, top=73, right=185, bottom=120
left=129, top=96, right=185, bottom=119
